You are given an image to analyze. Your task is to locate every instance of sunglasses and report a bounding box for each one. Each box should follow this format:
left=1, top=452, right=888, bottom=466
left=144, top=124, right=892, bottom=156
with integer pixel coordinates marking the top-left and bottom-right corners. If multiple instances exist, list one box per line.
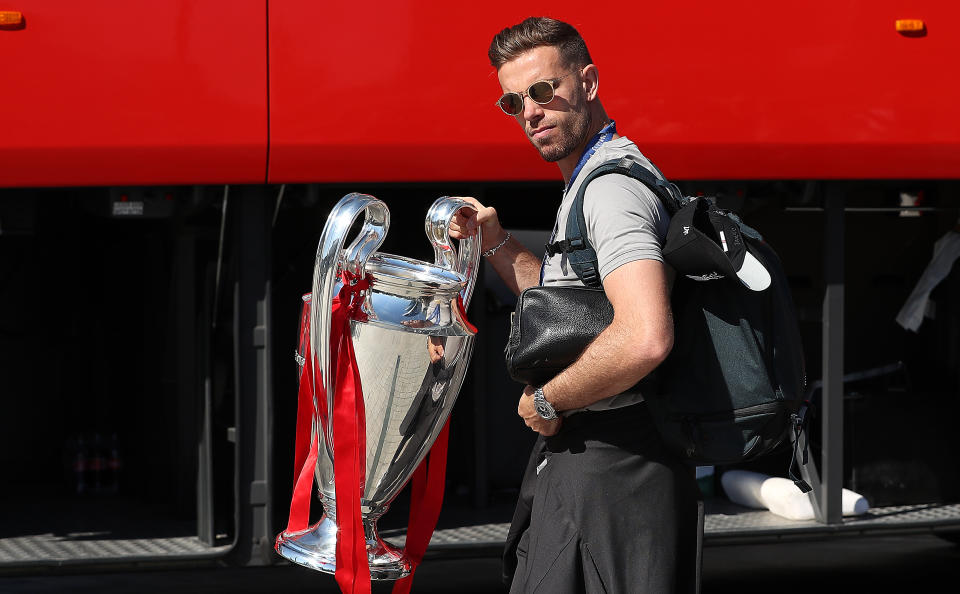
left=495, top=72, right=573, bottom=116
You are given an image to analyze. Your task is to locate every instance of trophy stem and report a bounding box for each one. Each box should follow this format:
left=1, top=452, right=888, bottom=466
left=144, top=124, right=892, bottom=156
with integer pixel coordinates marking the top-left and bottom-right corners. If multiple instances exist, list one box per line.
left=275, top=502, right=412, bottom=580
left=364, top=515, right=412, bottom=580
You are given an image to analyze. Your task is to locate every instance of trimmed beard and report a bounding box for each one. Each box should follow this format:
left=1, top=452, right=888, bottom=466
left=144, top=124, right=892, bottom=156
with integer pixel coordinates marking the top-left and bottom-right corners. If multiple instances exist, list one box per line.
left=534, top=108, right=592, bottom=163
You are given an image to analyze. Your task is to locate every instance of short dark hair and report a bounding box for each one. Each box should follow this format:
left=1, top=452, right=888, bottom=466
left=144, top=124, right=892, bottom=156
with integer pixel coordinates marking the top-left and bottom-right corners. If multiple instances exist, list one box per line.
left=488, top=17, right=593, bottom=70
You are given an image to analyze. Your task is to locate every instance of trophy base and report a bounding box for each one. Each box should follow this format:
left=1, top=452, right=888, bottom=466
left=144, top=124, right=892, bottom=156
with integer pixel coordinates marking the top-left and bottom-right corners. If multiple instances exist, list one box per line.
left=275, top=515, right=412, bottom=580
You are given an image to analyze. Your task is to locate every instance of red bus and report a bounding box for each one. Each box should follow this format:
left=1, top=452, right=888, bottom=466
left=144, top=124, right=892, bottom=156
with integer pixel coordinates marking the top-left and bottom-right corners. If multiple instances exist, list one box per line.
left=1, top=0, right=958, bottom=572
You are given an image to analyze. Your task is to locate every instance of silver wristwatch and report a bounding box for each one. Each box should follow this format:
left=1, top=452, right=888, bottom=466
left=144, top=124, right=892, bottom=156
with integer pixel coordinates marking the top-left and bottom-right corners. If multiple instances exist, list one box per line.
left=533, top=386, right=558, bottom=420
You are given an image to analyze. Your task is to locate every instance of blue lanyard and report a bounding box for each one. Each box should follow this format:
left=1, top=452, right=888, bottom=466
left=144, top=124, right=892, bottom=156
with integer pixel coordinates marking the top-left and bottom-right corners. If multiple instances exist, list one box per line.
left=540, top=120, right=617, bottom=285
left=565, top=120, right=617, bottom=194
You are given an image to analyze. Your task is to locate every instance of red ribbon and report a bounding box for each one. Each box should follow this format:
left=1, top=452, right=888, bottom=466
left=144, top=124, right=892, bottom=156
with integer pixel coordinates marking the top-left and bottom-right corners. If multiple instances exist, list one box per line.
left=331, top=279, right=371, bottom=594
left=283, top=278, right=459, bottom=594
left=282, top=280, right=371, bottom=594
left=286, top=295, right=320, bottom=532
left=391, top=419, right=451, bottom=594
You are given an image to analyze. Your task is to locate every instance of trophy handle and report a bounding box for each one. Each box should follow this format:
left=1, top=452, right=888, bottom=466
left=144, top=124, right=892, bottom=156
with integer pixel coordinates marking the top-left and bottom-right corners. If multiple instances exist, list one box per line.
left=424, top=197, right=481, bottom=308
left=311, top=193, right=390, bottom=433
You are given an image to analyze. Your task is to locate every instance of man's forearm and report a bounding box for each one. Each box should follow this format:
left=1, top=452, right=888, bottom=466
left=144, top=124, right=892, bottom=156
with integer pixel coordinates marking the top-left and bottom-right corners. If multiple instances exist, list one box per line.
left=538, top=259, right=672, bottom=412
left=541, top=318, right=665, bottom=411
left=486, top=234, right=541, bottom=295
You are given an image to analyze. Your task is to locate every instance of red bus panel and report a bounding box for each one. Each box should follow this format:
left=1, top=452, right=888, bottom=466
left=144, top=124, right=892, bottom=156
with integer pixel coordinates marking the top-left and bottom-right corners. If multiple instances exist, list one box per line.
left=268, top=1, right=960, bottom=182
left=2, top=2, right=957, bottom=186
left=0, top=1, right=267, bottom=187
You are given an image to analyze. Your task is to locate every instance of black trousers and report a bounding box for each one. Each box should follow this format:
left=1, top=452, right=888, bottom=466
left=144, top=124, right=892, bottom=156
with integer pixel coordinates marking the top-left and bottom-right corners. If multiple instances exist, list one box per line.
left=503, top=403, right=702, bottom=594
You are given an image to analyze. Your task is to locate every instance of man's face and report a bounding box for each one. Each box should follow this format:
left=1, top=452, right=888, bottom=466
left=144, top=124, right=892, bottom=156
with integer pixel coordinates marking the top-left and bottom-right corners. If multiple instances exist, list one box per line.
left=497, top=46, right=591, bottom=163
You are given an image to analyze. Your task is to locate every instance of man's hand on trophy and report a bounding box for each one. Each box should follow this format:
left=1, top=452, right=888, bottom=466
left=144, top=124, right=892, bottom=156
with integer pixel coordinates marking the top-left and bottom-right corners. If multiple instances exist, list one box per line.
left=448, top=197, right=508, bottom=254
left=518, top=386, right=562, bottom=437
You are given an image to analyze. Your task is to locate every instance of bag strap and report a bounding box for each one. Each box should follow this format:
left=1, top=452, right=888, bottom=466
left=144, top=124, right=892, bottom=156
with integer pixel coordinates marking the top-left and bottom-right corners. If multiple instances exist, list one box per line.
left=788, top=400, right=813, bottom=493
left=545, top=157, right=684, bottom=288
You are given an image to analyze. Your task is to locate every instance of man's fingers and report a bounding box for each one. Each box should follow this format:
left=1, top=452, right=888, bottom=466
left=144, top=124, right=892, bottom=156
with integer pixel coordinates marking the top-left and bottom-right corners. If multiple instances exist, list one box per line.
left=474, top=205, right=498, bottom=228
left=451, top=197, right=499, bottom=229
left=451, top=196, right=483, bottom=212
left=541, top=418, right=562, bottom=437
left=522, top=417, right=561, bottom=436
left=447, top=199, right=487, bottom=239
left=448, top=215, right=477, bottom=239
left=447, top=197, right=507, bottom=253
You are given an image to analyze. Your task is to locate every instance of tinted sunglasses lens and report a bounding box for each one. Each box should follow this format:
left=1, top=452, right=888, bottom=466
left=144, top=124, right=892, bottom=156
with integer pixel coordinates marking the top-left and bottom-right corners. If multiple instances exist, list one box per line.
left=528, top=81, right=555, bottom=104
left=498, top=93, right=523, bottom=115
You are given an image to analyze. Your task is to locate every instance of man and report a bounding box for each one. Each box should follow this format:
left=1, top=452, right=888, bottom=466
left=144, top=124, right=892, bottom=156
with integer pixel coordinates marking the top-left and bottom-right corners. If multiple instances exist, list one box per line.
left=450, top=16, right=700, bottom=593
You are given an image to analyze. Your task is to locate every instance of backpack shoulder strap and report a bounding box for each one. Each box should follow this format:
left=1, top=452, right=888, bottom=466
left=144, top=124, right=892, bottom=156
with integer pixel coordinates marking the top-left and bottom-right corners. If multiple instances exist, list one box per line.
left=546, top=157, right=684, bottom=288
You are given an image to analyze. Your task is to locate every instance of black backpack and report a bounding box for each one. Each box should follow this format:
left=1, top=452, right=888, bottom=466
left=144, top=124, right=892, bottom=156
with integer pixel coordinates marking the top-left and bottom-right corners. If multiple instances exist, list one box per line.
left=549, top=157, right=810, bottom=489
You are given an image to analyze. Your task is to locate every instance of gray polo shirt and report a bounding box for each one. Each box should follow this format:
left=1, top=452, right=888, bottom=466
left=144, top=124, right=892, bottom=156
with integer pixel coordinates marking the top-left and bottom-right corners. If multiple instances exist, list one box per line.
left=541, top=136, right=670, bottom=411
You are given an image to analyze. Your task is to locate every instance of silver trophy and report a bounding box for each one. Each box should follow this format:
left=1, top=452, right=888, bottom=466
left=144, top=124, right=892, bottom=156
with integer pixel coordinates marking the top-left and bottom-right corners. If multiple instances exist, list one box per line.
left=275, top=193, right=479, bottom=579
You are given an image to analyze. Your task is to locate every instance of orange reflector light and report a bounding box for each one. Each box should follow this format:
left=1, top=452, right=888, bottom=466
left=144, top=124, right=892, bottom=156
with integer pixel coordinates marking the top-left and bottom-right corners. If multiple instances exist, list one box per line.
left=0, top=11, right=23, bottom=26
left=895, top=19, right=925, bottom=32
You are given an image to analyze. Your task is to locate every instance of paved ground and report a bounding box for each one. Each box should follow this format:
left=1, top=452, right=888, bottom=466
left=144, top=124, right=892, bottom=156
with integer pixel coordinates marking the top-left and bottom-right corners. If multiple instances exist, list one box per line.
left=2, top=533, right=959, bottom=593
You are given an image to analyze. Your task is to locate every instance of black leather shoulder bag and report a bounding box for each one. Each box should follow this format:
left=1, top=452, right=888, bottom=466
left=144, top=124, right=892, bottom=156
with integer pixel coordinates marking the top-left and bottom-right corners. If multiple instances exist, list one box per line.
left=504, top=285, right=612, bottom=387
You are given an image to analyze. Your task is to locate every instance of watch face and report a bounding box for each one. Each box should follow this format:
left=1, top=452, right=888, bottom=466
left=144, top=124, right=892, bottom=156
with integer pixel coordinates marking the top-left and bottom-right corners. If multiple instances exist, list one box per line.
left=535, top=395, right=556, bottom=419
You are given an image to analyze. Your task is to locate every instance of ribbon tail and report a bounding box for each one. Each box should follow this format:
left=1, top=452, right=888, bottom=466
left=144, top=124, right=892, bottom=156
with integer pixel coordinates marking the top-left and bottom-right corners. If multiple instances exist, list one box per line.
left=391, top=419, right=452, bottom=594
left=286, top=429, right=319, bottom=533
left=285, top=314, right=319, bottom=534
left=333, top=318, right=371, bottom=594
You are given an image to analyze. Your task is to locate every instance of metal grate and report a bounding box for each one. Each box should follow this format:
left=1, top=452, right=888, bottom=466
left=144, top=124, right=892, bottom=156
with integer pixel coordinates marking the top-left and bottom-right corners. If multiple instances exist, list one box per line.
left=5, top=503, right=960, bottom=568
left=382, top=522, right=510, bottom=551
left=0, top=534, right=229, bottom=567
left=382, top=502, right=960, bottom=552
left=704, top=501, right=960, bottom=543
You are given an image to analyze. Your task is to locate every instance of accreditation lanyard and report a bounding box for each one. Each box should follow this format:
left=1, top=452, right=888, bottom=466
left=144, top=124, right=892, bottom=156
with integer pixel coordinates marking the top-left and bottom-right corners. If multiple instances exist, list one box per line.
left=539, top=120, right=617, bottom=286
